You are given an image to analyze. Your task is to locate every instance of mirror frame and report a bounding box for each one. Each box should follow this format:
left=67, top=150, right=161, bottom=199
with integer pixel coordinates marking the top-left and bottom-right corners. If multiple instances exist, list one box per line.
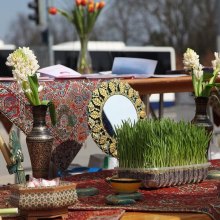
left=87, top=79, right=146, bottom=158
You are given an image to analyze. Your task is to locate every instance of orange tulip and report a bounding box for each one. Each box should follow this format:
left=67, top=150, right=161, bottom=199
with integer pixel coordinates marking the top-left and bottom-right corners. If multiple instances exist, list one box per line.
left=97, top=1, right=105, bottom=9
left=75, top=0, right=82, bottom=5
left=88, top=3, right=95, bottom=13
left=81, top=0, right=87, bottom=6
left=48, top=7, right=57, bottom=15
left=48, top=0, right=105, bottom=51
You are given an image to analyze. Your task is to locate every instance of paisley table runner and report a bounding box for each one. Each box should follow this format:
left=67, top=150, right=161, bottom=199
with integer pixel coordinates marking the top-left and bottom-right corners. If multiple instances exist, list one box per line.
left=0, top=79, right=100, bottom=170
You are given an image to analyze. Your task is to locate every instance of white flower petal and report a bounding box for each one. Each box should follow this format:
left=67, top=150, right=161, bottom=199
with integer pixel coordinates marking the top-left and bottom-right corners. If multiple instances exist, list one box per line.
left=38, top=85, right=43, bottom=92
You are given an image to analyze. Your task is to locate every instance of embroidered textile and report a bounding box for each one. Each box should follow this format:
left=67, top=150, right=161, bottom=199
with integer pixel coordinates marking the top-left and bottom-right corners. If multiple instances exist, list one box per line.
left=0, top=79, right=100, bottom=169
left=64, top=169, right=220, bottom=220
left=2, top=161, right=220, bottom=219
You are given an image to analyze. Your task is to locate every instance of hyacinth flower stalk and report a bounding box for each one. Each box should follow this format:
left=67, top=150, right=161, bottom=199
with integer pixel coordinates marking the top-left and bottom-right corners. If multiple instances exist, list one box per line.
left=183, top=48, right=220, bottom=97
left=49, top=0, right=105, bottom=74
left=6, top=47, right=56, bottom=125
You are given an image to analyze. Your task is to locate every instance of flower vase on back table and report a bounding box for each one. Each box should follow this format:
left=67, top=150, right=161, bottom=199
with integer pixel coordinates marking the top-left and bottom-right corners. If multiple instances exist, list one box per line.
left=77, top=35, right=92, bottom=74
left=48, top=0, right=105, bottom=74
left=26, top=105, right=54, bottom=179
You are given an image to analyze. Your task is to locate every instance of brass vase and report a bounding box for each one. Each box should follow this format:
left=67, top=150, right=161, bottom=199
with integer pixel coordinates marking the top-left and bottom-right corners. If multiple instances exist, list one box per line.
left=26, top=105, right=54, bottom=179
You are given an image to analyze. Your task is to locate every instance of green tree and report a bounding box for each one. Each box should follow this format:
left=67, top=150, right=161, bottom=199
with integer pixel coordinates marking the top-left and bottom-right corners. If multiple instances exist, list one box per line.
left=6, top=14, right=76, bottom=46
left=148, top=0, right=217, bottom=57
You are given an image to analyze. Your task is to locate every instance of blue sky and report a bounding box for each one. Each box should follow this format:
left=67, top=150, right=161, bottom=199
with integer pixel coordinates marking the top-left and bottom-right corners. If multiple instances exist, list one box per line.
left=0, top=0, right=30, bottom=42
left=0, top=0, right=109, bottom=45
left=0, top=0, right=79, bottom=44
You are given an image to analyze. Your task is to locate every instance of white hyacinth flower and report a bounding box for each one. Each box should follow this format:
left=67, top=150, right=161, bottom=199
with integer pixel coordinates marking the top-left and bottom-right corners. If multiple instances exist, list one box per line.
left=6, top=47, right=39, bottom=80
left=6, top=47, right=56, bottom=126
left=6, top=47, right=43, bottom=105
left=183, top=48, right=220, bottom=97
left=193, top=64, right=204, bottom=80
left=183, top=48, right=200, bottom=71
left=38, top=85, right=44, bottom=92
left=212, top=52, right=220, bottom=71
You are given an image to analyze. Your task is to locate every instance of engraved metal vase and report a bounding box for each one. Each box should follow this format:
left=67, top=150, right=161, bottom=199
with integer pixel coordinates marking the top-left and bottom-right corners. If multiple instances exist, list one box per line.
left=26, top=105, right=54, bottom=179
left=191, top=96, right=213, bottom=135
left=191, top=96, right=213, bottom=157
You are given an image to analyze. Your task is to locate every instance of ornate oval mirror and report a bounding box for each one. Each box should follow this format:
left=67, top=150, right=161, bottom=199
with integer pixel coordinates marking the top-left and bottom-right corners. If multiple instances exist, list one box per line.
left=87, top=79, right=146, bottom=158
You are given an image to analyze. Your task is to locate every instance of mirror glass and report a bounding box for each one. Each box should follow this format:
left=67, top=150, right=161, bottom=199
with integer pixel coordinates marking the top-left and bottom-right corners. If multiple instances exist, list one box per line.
left=102, top=95, right=138, bottom=135
left=87, top=79, right=146, bottom=157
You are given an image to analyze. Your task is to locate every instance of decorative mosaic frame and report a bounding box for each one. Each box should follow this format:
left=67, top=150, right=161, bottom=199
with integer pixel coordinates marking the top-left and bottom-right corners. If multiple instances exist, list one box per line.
left=87, top=79, right=146, bottom=158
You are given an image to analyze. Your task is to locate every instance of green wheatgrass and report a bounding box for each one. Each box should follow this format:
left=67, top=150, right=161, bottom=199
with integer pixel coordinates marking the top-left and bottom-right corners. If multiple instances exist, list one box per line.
left=115, top=118, right=211, bottom=169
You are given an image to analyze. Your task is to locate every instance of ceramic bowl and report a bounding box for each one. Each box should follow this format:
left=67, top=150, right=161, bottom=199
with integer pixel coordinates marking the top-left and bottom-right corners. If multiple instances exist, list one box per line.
left=109, top=178, right=142, bottom=194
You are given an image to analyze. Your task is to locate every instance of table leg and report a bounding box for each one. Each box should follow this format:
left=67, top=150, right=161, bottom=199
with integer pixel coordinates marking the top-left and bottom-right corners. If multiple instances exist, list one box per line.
left=141, top=95, right=150, bottom=117
left=141, top=94, right=164, bottom=119
left=159, top=93, right=164, bottom=119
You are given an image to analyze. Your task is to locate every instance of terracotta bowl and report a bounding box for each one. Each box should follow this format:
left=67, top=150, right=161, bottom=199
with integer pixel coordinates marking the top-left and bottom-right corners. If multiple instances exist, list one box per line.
left=109, top=178, right=142, bottom=194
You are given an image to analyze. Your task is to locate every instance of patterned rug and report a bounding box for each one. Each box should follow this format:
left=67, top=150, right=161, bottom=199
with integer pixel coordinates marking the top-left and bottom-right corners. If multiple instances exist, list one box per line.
left=1, top=165, right=220, bottom=219
left=62, top=169, right=220, bottom=220
left=209, top=159, right=220, bottom=170
left=0, top=184, right=124, bottom=220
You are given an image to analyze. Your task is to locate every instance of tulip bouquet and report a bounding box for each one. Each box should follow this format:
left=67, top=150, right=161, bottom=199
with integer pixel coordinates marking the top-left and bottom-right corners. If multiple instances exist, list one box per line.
left=6, top=47, right=56, bottom=125
left=183, top=48, right=220, bottom=97
left=49, top=0, right=105, bottom=74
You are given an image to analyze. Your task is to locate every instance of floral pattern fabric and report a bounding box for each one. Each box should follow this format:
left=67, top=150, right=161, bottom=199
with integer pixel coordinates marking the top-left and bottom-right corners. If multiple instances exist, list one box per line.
left=1, top=161, right=220, bottom=219
left=0, top=79, right=100, bottom=169
left=64, top=169, right=220, bottom=220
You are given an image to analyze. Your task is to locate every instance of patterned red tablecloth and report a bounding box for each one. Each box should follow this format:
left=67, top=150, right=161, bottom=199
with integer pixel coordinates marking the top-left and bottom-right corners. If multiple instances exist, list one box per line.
left=209, top=159, right=220, bottom=170
left=1, top=79, right=220, bottom=219
left=1, top=161, right=220, bottom=220
left=0, top=79, right=100, bottom=170
left=63, top=168, right=220, bottom=220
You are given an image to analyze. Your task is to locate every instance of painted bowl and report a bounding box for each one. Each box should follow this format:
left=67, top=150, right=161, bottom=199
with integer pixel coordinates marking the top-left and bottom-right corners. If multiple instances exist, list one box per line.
left=109, top=178, right=142, bottom=194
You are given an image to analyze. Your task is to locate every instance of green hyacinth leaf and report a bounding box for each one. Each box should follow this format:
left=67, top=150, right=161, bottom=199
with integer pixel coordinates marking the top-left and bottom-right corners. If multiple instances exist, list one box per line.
left=28, top=74, right=40, bottom=105
left=48, top=101, right=57, bottom=126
